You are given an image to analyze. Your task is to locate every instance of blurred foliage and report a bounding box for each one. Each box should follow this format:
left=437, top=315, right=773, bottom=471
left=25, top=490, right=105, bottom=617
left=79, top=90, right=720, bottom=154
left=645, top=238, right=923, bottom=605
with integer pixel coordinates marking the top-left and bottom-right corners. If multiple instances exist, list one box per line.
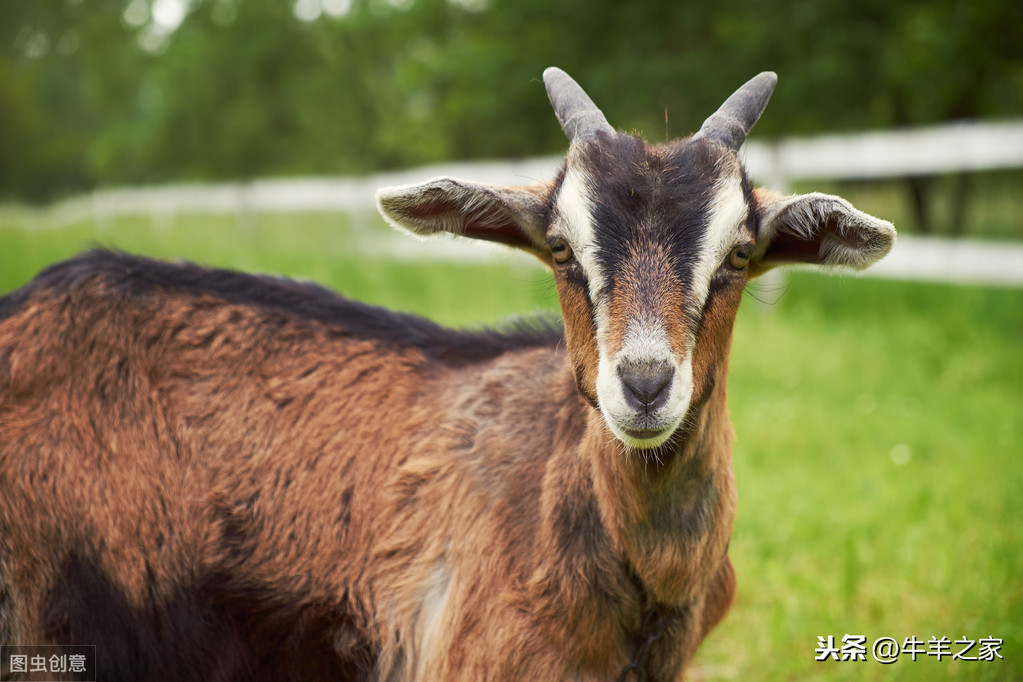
left=2, top=0, right=1023, bottom=201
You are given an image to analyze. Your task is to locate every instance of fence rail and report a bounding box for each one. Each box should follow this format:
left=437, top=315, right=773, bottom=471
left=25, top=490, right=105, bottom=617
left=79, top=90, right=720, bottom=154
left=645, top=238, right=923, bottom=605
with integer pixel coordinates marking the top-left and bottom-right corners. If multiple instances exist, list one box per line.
left=743, top=120, right=1023, bottom=189
left=4, top=120, right=1023, bottom=287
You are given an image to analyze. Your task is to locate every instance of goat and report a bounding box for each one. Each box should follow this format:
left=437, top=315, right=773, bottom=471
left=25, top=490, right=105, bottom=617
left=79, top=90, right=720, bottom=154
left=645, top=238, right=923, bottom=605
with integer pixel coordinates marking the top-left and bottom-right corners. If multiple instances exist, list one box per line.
left=0, top=68, right=894, bottom=681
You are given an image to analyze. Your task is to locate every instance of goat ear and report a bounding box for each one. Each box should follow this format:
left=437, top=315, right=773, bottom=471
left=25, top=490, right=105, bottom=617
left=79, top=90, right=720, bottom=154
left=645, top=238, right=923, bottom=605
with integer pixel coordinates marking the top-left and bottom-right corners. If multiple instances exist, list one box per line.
left=376, top=177, right=551, bottom=258
left=750, top=188, right=896, bottom=277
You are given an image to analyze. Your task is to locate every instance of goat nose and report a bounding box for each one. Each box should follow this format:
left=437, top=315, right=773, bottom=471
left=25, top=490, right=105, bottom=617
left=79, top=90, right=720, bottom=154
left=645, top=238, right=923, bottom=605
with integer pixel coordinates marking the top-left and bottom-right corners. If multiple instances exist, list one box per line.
left=618, top=361, right=674, bottom=412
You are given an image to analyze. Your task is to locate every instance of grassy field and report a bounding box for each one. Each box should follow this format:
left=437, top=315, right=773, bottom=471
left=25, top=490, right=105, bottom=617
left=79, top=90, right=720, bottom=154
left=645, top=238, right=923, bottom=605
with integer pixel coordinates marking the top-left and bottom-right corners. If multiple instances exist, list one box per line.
left=0, top=212, right=558, bottom=328
left=2, top=212, right=1021, bottom=680
left=698, top=275, right=1022, bottom=681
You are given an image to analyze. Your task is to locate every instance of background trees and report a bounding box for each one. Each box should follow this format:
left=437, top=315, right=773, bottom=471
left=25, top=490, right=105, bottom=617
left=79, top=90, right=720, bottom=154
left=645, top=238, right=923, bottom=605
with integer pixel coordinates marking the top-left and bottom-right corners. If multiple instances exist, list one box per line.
left=3, top=0, right=1022, bottom=204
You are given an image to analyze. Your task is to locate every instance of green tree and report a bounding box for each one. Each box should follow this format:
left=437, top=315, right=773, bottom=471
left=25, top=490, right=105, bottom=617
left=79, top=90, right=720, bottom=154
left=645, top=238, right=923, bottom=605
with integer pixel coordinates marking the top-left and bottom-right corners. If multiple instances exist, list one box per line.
left=2, top=0, right=1021, bottom=205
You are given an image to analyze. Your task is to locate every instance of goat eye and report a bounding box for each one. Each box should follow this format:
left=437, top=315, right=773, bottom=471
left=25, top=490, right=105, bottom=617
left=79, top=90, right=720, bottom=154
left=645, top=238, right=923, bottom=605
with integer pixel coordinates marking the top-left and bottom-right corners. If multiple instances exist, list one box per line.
left=728, top=244, right=752, bottom=270
left=550, top=238, right=574, bottom=265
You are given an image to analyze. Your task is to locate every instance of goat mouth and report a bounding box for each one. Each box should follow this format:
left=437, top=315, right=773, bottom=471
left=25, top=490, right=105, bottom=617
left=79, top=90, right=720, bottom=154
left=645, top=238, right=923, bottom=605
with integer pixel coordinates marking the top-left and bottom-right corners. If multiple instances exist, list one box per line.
left=623, top=427, right=667, bottom=440
left=616, top=422, right=680, bottom=450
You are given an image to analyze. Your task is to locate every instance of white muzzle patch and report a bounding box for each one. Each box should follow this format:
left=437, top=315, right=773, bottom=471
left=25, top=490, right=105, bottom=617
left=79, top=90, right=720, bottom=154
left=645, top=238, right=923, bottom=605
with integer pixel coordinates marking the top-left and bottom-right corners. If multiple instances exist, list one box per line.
left=596, top=321, right=694, bottom=449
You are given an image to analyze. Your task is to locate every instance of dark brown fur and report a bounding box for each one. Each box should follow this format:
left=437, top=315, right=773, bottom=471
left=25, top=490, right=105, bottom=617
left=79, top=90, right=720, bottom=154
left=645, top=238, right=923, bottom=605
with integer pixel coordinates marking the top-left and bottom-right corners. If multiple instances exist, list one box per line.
left=1, top=71, right=894, bottom=680
left=0, top=250, right=733, bottom=681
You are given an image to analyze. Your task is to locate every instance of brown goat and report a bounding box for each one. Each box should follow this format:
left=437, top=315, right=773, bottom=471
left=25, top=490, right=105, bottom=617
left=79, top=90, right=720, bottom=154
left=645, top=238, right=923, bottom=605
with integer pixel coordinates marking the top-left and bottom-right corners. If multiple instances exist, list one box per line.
left=0, top=68, right=894, bottom=681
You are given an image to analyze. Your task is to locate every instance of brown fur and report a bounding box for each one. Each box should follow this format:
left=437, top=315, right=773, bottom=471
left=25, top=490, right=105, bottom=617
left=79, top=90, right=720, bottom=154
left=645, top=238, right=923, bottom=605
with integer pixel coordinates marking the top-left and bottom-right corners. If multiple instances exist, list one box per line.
left=603, top=239, right=688, bottom=360
left=0, top=252, right=738, bottom=681
left=555, top=276, right=601, bottom=406
left=1, top=71, right=894, bottom=680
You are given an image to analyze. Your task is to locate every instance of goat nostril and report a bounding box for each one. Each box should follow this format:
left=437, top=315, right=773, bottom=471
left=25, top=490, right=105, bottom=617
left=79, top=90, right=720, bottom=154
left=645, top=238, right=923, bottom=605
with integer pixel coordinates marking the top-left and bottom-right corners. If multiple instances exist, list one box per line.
left=618, top=362, right=674, bottom=411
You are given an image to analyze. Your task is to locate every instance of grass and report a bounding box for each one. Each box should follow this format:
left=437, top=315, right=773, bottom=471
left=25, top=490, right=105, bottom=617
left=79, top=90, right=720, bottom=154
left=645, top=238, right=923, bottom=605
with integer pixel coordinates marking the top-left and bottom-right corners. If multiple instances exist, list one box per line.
left=0, top=212, right=559, bottom=328
left=2, top=212, right=1021, bottom=680
left=694, top=274, right=1023, bottom=681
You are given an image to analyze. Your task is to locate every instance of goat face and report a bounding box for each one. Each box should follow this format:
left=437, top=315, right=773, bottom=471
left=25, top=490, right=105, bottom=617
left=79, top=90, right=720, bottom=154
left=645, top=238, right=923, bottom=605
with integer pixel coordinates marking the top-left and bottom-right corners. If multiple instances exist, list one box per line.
left=548, top=135, right=758, bottom=448
left=377, top=68, right=895, bottom=450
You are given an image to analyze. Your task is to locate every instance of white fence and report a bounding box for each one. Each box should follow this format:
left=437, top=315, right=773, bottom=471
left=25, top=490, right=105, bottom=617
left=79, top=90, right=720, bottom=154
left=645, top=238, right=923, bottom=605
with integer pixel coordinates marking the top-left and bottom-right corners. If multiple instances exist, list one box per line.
left=5, top=120, right=1023, bottom=286
left=743, top=120, right=1023, bottom=189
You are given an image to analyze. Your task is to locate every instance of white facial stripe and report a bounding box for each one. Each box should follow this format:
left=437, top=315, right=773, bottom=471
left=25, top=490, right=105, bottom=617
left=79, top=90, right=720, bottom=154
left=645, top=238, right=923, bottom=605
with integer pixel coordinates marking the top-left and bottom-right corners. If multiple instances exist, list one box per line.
left=556, top=166, right=612, bottom=346
left=691, top=171, right=748, bottom=311
left=556, top=167, right=605, bottom=301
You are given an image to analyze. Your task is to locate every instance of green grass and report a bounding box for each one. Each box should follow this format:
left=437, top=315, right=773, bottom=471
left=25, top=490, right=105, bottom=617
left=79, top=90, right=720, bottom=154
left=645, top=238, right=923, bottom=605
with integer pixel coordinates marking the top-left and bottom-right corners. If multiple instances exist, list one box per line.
left=2, top=214, right=1021, bottom=680
left=0, top=212, right=559, bottom=327
left=693, top=274, right=1023, bottom=681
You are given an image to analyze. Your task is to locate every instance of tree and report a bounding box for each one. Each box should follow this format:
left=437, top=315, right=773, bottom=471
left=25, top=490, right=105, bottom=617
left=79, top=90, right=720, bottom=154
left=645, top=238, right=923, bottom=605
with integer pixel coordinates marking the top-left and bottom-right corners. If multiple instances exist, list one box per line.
left=2, top=0, right=1021, bottom=207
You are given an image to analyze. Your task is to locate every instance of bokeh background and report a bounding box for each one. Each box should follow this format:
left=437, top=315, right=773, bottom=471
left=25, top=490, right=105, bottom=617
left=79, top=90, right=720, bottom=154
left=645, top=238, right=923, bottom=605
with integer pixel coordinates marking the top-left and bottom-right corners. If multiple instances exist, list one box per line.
left=2, top=0, right=1021, bottom=680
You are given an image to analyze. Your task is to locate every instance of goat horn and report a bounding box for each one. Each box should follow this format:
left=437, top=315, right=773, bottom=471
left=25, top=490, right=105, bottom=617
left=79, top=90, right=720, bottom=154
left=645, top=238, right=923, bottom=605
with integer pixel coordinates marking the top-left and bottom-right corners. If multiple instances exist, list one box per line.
left=543, top=67, right=614, bottom=143
left=695, top=71, right=778, bottom=150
